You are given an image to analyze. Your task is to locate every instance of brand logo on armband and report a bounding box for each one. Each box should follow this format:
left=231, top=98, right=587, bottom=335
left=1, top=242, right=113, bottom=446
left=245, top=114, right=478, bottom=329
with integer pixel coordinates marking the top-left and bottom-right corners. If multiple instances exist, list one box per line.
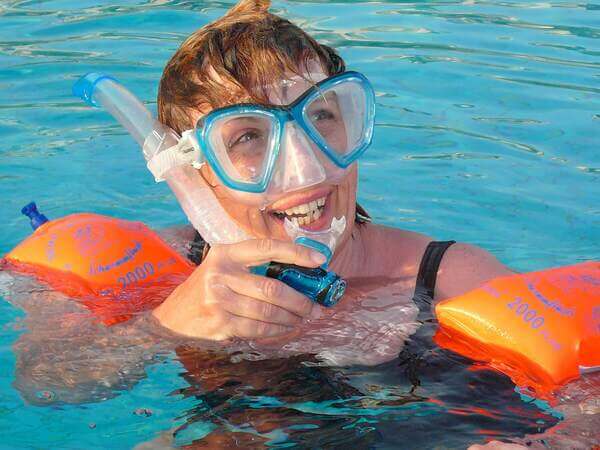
left=581, top=274, right=600, bottom=286
left=506, top=296, right=562, bottom=352
left=89, top=241, right=142, bottom=275
left=116, top=221, right=145, bottom=233
left=45, top=233, right=57, bottom=262
left=527, top=282, right=575, bottom=317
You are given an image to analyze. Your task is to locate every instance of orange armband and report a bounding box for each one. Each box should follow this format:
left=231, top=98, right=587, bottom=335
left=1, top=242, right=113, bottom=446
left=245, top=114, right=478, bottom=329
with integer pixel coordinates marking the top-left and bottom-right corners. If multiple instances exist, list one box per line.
left=435, top=262, right=599, bottom=395
left=2, top=204, right=193, bottom=325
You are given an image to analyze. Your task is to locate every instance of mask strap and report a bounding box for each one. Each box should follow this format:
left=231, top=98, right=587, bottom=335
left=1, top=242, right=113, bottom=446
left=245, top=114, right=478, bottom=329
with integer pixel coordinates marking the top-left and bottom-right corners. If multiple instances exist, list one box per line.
left=146, top=130, right=204, bottom=182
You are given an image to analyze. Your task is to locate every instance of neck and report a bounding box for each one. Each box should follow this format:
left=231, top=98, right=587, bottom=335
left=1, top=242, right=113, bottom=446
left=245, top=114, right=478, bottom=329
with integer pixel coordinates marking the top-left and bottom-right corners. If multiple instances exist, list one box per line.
left=329, top=223, right=368, bottom=279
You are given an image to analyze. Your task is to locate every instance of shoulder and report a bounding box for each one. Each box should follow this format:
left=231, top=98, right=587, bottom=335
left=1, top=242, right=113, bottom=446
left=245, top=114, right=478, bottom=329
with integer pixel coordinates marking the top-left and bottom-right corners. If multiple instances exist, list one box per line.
left=435, top=242, right=514, bottom=301
left=359, top=223, right=432, bottom=279
left=350, top=223, right=513, bottom=298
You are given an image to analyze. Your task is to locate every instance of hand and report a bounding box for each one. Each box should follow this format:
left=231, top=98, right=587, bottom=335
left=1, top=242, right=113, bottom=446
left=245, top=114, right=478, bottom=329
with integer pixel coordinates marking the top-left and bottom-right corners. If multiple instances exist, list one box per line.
left=152, top=239, right=326, bottom=340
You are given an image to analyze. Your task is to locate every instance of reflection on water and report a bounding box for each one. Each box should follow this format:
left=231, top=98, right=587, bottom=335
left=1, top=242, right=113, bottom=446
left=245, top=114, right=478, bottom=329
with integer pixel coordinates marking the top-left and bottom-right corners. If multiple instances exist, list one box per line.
left=252, top=278, right=420, bottom=367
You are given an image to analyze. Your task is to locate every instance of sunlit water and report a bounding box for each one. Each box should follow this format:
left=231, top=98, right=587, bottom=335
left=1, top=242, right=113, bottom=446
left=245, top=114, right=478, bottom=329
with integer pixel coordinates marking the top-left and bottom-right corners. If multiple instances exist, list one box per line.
left=0, top=0, right=599, bottom=448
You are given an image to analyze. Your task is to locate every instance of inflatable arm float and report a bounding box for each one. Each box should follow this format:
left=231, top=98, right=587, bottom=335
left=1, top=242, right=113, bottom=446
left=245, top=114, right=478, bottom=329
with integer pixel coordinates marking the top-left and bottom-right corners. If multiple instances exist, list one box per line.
left=2, top=203, right=193, bottom=325
left=435, top=262, right=599, bottom=395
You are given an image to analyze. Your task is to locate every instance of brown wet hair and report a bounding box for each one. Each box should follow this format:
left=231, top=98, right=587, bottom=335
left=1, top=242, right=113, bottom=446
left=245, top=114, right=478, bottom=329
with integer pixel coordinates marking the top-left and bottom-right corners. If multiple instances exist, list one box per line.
left=157, top=0, right=346, bottom=134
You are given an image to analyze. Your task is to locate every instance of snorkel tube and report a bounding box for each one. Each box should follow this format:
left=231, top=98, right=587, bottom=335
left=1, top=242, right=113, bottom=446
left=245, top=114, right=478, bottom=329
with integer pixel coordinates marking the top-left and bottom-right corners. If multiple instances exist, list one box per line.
left=72, top=73, right=346, bottom=307
left=72, top=73, right=249, bottom=245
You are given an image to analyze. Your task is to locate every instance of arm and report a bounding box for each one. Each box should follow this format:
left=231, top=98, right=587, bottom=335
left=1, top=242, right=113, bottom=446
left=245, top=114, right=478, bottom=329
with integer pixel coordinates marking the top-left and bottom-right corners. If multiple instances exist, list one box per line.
left=435, top=248, right=600, bottom=448
left=352, top=224, right=512, bottom=299
left=434, top=242, right=514, bottom=302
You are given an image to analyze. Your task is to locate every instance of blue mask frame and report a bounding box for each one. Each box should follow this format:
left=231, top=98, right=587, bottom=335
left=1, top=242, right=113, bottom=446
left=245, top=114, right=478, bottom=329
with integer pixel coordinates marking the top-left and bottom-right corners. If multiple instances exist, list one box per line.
left=195, top=71, right=376, bottom=194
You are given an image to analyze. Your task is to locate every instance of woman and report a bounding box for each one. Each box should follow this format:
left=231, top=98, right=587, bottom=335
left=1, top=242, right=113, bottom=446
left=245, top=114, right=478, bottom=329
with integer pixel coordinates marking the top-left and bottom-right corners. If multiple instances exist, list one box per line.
left=135, top=3, right=564, bottom=447
left=151, top=0, right=513, bottom=342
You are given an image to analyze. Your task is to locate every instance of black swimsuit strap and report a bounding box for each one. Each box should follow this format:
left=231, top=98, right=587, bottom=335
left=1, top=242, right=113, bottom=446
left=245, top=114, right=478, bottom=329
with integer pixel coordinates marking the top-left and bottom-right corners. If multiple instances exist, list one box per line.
left=414, top=240, right=456, bottom=301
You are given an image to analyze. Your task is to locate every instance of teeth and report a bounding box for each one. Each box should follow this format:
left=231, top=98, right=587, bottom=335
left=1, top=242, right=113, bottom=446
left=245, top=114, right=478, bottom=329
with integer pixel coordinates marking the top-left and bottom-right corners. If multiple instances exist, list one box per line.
left=276, top=196, right=327, bottom=225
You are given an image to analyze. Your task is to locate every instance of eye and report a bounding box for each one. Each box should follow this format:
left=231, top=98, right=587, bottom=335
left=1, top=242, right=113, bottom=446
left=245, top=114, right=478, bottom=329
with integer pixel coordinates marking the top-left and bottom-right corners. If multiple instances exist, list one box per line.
left=310, top=109, right=335, bottom=122
left=228, top=129, right=262, bottom=150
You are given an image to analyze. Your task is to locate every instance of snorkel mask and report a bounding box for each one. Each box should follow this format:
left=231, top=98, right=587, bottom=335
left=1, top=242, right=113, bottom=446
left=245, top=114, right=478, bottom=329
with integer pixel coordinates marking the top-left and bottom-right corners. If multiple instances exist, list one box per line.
left=155, top=70, right=376, bottom=209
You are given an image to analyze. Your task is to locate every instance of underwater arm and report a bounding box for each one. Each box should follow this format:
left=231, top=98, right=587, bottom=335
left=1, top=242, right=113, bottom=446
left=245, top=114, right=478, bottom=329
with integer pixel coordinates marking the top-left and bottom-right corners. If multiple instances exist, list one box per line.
left=12, top=313, right=160, bottom=405
left=1, top=271, right=160, bottom=405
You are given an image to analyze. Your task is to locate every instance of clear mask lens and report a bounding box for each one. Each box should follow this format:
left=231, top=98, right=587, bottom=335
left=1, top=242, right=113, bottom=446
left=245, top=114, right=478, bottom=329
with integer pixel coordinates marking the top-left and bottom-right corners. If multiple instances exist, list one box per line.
left=304, top=79, right=369, bottom=157
left=207, top=111, right=276, bottom=185
left=267, top=122, right=327, bottom=194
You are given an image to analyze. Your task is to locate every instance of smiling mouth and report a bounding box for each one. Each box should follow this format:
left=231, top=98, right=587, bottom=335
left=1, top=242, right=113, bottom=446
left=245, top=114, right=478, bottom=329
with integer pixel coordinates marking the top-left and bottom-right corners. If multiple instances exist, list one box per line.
left=272, top=196, right=327, bottom=227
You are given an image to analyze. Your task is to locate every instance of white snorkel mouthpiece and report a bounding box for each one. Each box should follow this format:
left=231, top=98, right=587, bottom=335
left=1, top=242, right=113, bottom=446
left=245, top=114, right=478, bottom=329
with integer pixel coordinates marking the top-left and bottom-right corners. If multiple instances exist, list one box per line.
left=283, top=216, right=346, bottom=266
left=73, top=73, right=250, bottom=245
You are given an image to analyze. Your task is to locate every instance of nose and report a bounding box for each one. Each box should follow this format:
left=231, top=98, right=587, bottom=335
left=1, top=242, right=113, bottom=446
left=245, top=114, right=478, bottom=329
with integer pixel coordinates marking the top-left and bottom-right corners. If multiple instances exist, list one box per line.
left=269, top=122, right=326, bottom=194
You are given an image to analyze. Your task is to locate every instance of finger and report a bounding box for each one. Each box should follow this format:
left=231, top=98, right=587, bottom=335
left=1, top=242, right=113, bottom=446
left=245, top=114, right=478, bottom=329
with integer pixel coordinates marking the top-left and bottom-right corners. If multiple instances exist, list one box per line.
left=218, top=286, right=303, bottom=326
left=222, top=272, right=319, bottom=319
left=228, top=314, right=294, bottom=338
left=224, top=239, right=326, bottom=267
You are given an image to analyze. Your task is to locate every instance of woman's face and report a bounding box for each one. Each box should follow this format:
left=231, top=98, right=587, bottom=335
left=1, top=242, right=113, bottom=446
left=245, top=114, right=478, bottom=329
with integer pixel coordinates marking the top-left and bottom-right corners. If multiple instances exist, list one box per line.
left=191, top=70, right=359, bottom=249
left=201, top=163, right=358, bottom=243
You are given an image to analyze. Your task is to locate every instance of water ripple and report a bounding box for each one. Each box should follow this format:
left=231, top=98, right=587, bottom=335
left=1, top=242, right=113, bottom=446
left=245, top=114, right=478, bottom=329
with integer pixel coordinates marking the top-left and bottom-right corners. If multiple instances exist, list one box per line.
left=492, top=75, right=600, bottom=93
left=330, top=38, right=600, bottom=70
left=377, top=123, right=545, bottom=156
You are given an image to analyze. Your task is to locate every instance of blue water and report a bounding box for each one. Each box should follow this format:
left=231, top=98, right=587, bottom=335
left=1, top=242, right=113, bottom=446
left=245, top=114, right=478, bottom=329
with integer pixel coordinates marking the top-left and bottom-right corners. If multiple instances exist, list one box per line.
left=0, top=0, right=598, bottom=448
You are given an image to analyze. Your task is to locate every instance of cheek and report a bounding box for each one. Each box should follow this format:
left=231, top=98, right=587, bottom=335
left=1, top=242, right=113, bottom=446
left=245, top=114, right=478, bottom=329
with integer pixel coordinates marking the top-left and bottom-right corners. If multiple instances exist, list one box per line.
left=336, top=118, right=349, bottom=152
left=323, top=120, right=348, bottom=153
left=199, top=167, right=273, bottom=239
left=336, top=166, right=359, bottom=243
left=346, top=165, right=358, bottom=196
left=199, top=165, right=219, bottom=188
left=339, top=166, right=358, bottom=209
left=199, top=165, right=247, bottom=223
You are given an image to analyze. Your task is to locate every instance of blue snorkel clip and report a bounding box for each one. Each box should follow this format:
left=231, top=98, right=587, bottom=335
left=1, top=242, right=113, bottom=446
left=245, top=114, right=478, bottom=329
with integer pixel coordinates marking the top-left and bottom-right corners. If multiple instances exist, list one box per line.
left=251, top=217, right=347, bottom=307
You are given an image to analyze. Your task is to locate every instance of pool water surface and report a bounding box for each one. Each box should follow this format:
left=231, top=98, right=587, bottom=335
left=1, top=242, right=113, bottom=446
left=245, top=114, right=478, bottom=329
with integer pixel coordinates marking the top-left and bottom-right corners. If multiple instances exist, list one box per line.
left=0, top=0, right=598, bottom=448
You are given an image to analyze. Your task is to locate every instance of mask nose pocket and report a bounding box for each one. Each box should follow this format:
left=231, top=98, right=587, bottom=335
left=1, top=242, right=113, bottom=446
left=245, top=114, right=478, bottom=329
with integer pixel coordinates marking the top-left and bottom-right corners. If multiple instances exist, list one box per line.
left=270, top=123, right=327, bottom=193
